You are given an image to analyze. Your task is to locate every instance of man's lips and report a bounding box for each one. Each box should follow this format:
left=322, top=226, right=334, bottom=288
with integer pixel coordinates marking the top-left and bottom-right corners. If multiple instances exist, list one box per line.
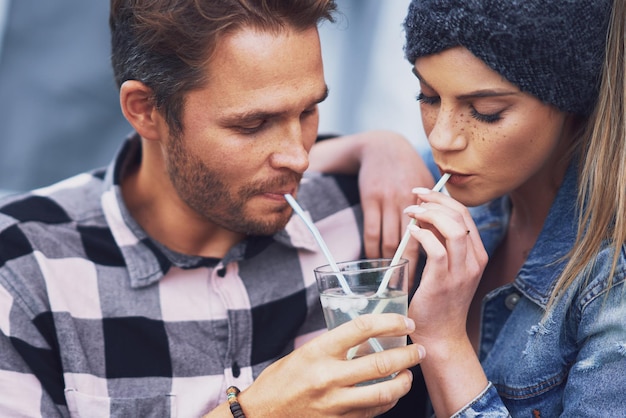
left=250, top=175, right=300, bottom=200
left=258, top=187, right=298, bottom=201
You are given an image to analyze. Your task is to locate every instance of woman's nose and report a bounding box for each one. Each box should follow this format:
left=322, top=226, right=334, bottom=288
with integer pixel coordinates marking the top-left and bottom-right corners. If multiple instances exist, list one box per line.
left=427, top=108, right=468, bottom=152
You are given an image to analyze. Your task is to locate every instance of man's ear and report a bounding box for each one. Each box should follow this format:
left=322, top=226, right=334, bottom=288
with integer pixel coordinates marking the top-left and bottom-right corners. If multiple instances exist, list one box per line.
left=119, top=80, right=165, bottom=141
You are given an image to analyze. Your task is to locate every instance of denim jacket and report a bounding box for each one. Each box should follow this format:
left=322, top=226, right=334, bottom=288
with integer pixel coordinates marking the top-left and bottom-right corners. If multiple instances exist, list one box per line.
left=452, top=162, right=626, bottom=417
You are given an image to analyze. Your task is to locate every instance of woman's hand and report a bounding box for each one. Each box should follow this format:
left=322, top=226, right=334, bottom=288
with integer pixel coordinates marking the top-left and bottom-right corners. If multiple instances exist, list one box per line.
left=404, top=187, right=489, bottom=416
left=405, top=186, right=487, bottom=344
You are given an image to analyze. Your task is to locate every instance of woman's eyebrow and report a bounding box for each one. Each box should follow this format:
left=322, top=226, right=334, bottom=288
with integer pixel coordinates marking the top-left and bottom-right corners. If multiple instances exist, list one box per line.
left=412, top=66, right=518, bottom=100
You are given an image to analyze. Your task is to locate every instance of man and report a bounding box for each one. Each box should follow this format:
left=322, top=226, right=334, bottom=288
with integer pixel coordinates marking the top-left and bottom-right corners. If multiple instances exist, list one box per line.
left=0, top=1, right=429, bottom=416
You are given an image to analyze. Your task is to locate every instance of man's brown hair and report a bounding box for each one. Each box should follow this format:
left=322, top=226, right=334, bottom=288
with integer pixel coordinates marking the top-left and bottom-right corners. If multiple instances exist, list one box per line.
left=110, top=0, right=336, bottom=134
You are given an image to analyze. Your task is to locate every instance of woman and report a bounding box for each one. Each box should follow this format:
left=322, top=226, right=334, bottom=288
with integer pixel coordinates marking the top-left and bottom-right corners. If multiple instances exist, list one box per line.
left=402, top=0, right=626, bottom=416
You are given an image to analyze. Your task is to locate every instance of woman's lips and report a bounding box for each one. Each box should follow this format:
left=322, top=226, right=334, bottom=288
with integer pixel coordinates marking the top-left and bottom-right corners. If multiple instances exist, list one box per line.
left=447, top=173, right=471, bottom=186
left=439, top=169, right=471, bottom=186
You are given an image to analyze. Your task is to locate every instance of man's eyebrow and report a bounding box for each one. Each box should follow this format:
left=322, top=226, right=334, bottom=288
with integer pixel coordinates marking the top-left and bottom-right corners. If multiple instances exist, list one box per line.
left=224, top=86, right=329, bottom=124
left=411, top=67, right=518, bottom=100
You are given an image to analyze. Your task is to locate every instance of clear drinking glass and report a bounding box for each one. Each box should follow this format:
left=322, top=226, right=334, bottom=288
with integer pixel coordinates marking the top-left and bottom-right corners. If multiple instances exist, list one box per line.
left=314, top=258, right=409, bottom=384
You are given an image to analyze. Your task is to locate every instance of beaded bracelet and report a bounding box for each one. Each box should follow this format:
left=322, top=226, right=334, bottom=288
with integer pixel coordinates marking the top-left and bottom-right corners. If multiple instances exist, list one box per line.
left=226, top=386, right=246, bottom=418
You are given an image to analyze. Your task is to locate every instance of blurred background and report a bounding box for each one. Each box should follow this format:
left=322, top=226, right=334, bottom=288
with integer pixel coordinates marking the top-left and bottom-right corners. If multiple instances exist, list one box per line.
left=318, top=0, right=426, bottom=149
left=0, top=0, right=131, bottom=195
left=0, top=0, right=427, bottom=196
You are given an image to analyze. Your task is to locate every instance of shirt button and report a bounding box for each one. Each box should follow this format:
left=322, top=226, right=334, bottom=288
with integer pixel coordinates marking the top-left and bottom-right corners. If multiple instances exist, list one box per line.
left=505, top=293, right=521, bottom=310
left=217, top=267, right=226, bottom=277
left=232, top=361, right=241, bottom=378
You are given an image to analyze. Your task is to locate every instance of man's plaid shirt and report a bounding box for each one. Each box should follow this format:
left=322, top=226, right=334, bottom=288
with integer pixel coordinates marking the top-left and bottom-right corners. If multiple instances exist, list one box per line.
left=0, top=135, right=365, bottom=417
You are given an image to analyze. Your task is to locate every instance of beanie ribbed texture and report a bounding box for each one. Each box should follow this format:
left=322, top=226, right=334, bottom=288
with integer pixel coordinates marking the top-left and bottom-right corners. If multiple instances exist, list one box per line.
left=404, top=0, right=611, bottom=115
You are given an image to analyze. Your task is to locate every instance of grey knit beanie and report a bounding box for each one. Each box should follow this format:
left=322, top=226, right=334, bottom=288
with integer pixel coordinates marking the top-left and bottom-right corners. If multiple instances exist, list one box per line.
left=404, top=0, right=612, bottom=115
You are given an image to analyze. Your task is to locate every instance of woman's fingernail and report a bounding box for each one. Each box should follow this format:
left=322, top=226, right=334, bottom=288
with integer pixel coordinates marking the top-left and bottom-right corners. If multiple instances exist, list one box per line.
left=412, top=187, right=431, bottom=195
left=408, top=224, right=420, bottom=233
left=403, top=205, right=426, bottom=214
left=417, top=345, right=427, bottom=359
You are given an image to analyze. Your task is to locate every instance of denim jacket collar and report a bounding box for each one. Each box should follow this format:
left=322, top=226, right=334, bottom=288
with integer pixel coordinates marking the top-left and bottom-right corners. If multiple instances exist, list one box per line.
left=473, top=161, right=579, bottom=308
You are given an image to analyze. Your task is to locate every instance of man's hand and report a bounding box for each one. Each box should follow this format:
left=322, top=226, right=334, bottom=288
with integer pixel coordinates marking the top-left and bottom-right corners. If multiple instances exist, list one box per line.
left=235, top=314, right=425, bottom=417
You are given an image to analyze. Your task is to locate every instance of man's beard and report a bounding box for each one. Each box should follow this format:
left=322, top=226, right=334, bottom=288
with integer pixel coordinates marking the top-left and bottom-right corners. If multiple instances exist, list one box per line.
left=165, top=135, right=301, bottom=236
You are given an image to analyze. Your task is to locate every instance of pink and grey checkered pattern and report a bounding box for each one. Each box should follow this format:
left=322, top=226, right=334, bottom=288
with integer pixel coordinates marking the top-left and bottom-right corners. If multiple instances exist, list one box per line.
left=0, top=134, right=365, bottom=417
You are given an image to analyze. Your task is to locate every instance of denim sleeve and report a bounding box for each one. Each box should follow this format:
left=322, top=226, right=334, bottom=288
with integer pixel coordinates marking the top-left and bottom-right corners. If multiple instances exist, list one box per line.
left=452, top=261, right=626, bottom=417
left=561, top=267, right=626, bottom=416
left=451, top=383, right=511, bottom=417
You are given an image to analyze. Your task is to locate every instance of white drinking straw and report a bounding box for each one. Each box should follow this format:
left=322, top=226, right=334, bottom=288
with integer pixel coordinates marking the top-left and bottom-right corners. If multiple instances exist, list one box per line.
left=284, top=194, right=353, bottom=295
left=284, top=193, right=384, bottom=354
left=375, top=173, right=451, bottom=297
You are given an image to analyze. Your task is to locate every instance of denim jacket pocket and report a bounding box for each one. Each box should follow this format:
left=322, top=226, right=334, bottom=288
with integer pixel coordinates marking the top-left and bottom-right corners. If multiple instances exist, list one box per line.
left=493, top=367, right=568, bottom=417
left=65, top=388, right=176, bottom=418
left=494, top=367, right=568, bottom=400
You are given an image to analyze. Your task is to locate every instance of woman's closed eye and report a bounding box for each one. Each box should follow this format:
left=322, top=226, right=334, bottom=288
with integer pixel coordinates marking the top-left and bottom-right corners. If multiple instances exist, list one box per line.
left=417, top=92, right=439, bottom=105
left=418, top=92, right=504, bottom=124
left=470, top=107, right=502, bottom=124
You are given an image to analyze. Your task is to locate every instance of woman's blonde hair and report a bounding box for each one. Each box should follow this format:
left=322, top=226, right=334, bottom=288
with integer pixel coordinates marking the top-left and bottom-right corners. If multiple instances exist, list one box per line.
left=552, top=0, right=626, bottom=302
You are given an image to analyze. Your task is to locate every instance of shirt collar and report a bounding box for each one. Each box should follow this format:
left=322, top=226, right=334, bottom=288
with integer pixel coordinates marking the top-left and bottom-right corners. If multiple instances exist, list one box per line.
left=100, top=134, right=321, bottom=289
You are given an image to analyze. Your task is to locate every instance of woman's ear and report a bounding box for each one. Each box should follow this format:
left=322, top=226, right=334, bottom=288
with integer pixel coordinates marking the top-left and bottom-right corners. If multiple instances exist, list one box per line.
left=119, top=80, right=165, bottom=141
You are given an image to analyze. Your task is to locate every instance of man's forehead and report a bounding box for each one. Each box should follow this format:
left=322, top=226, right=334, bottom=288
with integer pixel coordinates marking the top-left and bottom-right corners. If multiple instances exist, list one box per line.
left=203, top=26, right=324, bottom=98
left=212, top=25, right=321, bottom=64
